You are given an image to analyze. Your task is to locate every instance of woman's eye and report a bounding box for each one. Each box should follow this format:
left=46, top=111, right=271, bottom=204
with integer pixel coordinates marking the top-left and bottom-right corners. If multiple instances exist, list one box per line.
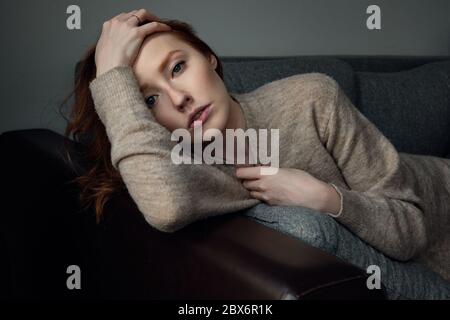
left=145, top=95, right=157, bottom=107
left=172, top=61, right=185, bottom=76
left=145, top=61, right=185, bottom=108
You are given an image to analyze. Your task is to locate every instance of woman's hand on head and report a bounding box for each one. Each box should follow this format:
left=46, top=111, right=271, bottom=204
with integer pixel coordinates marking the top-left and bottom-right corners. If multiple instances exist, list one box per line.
left=94, top=9, right=171, bottom=78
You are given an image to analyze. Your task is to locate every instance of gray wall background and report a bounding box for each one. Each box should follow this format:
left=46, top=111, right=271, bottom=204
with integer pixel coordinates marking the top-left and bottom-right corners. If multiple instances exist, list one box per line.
left=1, top=0, right=449, bottom=136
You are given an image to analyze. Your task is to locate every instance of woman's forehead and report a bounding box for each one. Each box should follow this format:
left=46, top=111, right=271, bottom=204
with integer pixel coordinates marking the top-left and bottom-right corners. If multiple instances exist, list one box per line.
left=134, top=34, right=194, bottom=70
left=140, top=32, right=190, bottom=55
left=133, top=34, right=194, bottom=89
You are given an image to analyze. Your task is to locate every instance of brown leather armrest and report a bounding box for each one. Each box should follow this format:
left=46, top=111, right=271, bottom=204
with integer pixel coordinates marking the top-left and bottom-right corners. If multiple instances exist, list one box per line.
left=94, top=195, right=386, bottom=300
left=0, top=129, right=385, bottom=300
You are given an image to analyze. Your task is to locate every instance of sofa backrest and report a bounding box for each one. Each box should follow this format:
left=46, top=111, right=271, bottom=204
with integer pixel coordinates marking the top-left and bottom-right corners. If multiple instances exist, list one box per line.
left=353, top=61, right=450, bottom=158
left=221, top=56, right=450, bottom=158
left=222, top=57, right=356, bottom=104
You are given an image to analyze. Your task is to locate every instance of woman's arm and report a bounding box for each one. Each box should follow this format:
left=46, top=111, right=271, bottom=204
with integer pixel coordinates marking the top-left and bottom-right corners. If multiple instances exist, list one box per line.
left=89, top=66, right=259, bottom=232
left=322, top=78, right=428, bottom=261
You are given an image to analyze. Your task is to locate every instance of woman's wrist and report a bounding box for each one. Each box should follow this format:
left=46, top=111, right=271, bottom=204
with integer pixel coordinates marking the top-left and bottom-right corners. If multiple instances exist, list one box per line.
left=320, top=183, right=342, bottom=216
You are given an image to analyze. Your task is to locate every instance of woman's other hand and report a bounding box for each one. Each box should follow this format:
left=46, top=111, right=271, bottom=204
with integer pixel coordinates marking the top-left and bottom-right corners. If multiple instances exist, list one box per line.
left=94, top=8, right=171, bottom=77
left=236, top=166, right=341, bottom=214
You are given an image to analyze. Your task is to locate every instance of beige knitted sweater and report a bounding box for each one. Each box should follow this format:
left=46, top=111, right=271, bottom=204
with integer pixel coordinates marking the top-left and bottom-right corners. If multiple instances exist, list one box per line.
left=89, top=66, right=450, bottom=283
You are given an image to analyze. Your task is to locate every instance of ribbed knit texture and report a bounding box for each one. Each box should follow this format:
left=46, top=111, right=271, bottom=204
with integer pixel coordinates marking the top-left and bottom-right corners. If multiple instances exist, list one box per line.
left=89, top=65, right=450, bottom=283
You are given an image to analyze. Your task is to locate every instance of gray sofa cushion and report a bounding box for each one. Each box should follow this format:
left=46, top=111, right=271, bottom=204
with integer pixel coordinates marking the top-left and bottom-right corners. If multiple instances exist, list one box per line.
left=222, top=57, right=356, bottom=104
left=241, top=203, right=450, bottom=299
left=355, top=61, right=450, bottom=158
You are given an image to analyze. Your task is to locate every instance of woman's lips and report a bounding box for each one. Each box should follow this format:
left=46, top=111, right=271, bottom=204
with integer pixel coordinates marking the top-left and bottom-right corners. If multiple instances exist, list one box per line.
left=189, top=104, right=211, bottom=129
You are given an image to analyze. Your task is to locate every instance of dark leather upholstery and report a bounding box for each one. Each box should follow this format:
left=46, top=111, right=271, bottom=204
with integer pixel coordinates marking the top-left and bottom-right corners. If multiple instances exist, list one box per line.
left=0, top=128, right=383, bottom=300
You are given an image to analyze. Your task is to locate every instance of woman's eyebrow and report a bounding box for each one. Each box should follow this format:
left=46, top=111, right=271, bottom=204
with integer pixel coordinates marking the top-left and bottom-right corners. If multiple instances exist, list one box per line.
left=158, top=49, right=184, bottom=73
left=140, top=49, right=185, bottom=92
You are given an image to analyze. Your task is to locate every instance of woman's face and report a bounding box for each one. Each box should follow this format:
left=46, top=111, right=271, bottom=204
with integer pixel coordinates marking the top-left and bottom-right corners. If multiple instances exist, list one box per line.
left=132, top=32, right=235, bottom=141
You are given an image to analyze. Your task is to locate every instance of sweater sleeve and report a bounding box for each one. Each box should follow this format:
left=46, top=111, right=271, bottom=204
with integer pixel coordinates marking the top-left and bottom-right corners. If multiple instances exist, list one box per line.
left=322, top=79, right=428, bottom=261
left=88, top=66, right=259, bottom=232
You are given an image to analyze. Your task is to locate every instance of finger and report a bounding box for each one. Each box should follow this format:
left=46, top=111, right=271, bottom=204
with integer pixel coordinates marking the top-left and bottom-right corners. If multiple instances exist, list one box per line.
left=242, top=179, right=263, bottom=191
left=121, top=10, right=141, bottom=25
left=125, top=14, right=141, bottom=26
left=132, top=8, right=161, bottom=25
left=122, top=9, right=138, bottom=20
left=249, top=191, right=267, bottom=202
left=137, top=21, right=172, bottom=36
left=119, top=9, right=157, bottom=25
left=235, top=166, right=263, bottom=180
left=112, top=11, right=130, bottom=21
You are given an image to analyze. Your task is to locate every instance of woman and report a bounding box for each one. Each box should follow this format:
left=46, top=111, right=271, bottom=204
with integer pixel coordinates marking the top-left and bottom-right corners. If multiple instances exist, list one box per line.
left=62, top=9, right=450, bottom=298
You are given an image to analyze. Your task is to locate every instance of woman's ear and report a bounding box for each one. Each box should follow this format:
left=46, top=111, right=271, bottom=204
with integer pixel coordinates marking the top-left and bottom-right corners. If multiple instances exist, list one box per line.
left=208, top=53, right=218, bottom=70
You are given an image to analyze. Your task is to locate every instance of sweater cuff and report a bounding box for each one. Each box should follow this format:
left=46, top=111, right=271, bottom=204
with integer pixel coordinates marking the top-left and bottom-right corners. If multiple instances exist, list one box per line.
left=89, top=65, right=143, bottom=103
left=88, top=65, right=146, bottom=128
left=326, top=184, right=366, bottom=235
left=327, top=183, right=343, bottom=217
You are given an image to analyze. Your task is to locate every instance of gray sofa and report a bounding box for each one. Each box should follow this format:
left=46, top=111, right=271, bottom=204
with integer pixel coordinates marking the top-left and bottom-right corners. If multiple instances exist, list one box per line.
left=224, top=55, right=450, bottom=299
left=224, top=56, right=450, bottom=299
left=1, top=55, right=449, bottom=300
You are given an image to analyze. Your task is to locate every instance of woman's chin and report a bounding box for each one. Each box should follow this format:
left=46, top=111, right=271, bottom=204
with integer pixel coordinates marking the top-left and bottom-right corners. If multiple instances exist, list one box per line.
left=189, top=117, right=225, bottom=141
left=189, top=127, right=221, bottom=143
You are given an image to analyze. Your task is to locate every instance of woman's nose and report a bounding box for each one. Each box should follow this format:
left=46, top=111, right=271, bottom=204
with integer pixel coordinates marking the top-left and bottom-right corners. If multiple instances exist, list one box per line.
left=176, top=95, right=192, bottom=112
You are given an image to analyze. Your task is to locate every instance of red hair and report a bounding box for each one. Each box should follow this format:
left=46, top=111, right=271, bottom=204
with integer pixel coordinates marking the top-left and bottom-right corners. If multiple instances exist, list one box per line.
left=59, top=19, right=225, bottom=223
